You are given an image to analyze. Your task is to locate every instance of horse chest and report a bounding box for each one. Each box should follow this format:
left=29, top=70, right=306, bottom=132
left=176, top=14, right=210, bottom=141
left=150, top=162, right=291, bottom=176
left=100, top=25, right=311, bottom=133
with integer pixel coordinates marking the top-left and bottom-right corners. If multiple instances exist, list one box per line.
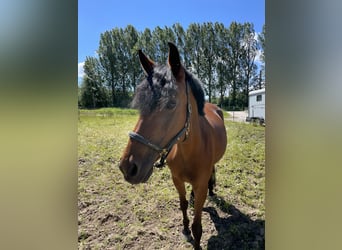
left=168, top=152, right=212, bottom=183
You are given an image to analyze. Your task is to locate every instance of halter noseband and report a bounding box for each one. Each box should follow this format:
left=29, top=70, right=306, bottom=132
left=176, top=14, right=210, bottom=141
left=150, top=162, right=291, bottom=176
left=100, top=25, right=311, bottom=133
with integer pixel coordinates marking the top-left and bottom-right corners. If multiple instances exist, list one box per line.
left=129, top=82, right=191, bottom=168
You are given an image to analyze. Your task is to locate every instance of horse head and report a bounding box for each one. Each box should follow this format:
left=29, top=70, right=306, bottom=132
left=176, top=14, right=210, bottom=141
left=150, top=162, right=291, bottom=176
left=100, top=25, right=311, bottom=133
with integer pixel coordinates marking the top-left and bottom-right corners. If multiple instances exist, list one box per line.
left=119, top=42, right=190, bottom=184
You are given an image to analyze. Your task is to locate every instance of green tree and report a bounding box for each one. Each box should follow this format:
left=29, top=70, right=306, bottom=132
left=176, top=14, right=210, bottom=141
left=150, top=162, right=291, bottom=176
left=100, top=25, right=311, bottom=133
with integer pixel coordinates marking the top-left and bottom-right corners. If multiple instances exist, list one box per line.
left=226, top=22, right=244, bottom=109
left=152, top=26, right=176, bottom=63
left=98, top=30, right=117, bottom=106
left=257, top=24, right=266, bottom=89
left=199, top=22, right=218, bottom=102
left=172, top=23, right=187, bottom=65
left=98, top=27, right=135, bottom=107
left=258, top=24, right=265, bottom=65
left=125, top=25, right=140, bottom=92
left=185, top=23, right=203, bottom=76
left=240, top=22, right=258, bottom=108
left=136, top=28, right=154, bottom=60
left=115, top=28, right=129, bottom=100
left=80, top=56, right=108, bottom=108
left=80, top=22, right=265, bottom=110
left=214, top=22, right=230, bottom=107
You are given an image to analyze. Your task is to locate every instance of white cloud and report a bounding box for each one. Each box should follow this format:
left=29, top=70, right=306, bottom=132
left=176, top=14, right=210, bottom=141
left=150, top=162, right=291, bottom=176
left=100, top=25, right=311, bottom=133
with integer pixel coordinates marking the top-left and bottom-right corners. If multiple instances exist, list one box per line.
left=255, top=49, right=263, bottom=64
left=78, top=62, right=85, bottom=78
left=254, top=32, right=260, bottom=41
left=253, top=31, right=263, bottom=63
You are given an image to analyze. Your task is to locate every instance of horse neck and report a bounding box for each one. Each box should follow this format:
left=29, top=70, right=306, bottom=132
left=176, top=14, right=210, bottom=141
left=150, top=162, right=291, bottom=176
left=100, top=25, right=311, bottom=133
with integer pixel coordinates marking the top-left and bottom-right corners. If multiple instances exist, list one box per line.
left=170, top=91, right=202, bottom=163
left=184, top=92, right=202, bottom=146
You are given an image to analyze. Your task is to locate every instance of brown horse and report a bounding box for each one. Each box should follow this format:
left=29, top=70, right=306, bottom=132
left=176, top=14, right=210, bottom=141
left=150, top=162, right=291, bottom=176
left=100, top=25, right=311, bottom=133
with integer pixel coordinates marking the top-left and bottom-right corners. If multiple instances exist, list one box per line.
left=119, top=42, right=227, bottom=249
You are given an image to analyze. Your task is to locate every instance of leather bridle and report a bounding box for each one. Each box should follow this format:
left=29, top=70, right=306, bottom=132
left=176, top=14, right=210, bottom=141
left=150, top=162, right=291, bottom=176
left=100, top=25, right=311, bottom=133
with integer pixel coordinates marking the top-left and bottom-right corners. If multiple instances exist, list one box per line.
left=129, top=82, right=191, bottom=168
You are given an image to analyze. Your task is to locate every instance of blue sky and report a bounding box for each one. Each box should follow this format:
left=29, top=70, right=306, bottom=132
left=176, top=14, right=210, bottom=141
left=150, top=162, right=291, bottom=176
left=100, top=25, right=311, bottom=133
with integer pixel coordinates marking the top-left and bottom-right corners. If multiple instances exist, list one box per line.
left=78, top=0, right=264, bottom=79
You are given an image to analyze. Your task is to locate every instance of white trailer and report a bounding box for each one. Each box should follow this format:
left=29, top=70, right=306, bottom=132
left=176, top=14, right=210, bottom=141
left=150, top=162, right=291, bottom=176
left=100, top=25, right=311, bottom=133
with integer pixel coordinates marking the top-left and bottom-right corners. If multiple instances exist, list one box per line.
left=246, top=88, right=265, bottom=124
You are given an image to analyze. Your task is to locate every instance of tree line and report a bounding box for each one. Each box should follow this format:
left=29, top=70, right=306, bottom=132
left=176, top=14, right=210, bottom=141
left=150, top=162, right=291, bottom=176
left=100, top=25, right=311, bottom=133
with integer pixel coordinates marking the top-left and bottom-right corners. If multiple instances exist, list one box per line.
left=79, top=22, right=265, bottom=110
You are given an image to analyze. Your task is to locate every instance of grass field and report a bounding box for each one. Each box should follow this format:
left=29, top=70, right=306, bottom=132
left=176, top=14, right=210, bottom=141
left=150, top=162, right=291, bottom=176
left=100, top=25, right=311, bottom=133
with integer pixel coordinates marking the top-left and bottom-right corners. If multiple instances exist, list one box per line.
left=78, top=108, right=265, bottom=249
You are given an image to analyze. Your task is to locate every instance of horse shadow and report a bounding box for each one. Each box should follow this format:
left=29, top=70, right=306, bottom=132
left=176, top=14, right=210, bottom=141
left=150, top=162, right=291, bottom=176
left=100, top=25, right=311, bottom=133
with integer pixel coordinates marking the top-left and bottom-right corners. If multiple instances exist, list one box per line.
left=204, top=195, right=265, bottom=250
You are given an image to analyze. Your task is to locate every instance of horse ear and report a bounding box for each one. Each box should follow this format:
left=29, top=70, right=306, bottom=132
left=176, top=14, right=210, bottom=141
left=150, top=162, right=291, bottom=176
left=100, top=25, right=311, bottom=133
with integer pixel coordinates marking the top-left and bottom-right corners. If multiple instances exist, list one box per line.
left=138, top=50, right=155, bottom=75
left=168, top=42, right=181, bottom=76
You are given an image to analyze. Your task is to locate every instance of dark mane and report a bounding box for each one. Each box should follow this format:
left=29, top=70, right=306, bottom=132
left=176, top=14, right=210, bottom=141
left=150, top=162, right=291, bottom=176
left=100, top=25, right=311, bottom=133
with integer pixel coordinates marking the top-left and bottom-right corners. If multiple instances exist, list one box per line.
left=184, top=69, right=205, bottom=116
left=132, top=65, right=205, bottom=116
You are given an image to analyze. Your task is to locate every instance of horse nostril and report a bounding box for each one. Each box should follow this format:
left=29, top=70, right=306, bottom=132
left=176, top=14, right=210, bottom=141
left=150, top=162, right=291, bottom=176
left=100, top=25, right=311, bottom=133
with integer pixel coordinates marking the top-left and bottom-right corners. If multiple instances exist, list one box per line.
left=129, top=163, right=138, bottom=177
left=128, top=155, right=139, bottom=178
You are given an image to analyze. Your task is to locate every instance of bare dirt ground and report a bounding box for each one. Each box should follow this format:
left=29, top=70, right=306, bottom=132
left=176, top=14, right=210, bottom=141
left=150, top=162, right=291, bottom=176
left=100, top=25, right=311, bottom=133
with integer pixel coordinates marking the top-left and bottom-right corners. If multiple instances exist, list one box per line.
left=78, top=111, right=265, bottom=249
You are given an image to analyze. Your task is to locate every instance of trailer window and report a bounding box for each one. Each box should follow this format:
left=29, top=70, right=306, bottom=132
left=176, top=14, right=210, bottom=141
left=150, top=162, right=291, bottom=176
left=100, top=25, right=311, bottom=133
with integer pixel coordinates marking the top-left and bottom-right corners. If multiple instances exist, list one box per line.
left=256, top=95, right=262, bottom=102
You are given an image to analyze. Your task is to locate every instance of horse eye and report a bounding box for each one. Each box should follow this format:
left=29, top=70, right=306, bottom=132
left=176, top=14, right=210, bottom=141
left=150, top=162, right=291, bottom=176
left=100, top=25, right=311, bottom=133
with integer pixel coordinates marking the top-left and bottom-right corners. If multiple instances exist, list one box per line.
left=166, top=100, right=177, bottom=110
left=160, top=78, right=166, bottom=86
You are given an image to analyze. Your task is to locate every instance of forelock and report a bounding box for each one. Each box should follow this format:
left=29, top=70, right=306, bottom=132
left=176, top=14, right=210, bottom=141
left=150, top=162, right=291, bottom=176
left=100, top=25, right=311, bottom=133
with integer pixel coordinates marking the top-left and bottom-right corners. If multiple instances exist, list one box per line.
left=131, top=65, right=177, bottom=115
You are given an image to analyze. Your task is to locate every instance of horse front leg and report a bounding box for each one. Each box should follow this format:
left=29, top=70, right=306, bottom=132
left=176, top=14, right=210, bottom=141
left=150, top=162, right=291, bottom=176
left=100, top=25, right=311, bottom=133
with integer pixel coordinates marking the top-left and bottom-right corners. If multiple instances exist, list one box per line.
left=191, top=184, right=207, bottom=250
left=208, top=166, right=216, bottom=197
left=191, top=166, right=215, bottom=208
left=172, top=176, right=191, bottom=239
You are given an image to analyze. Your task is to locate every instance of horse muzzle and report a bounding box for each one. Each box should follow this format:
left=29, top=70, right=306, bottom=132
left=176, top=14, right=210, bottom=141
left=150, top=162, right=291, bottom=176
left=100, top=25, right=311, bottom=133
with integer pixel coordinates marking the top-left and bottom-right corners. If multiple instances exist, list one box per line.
left=119, top=155, right=154, bottom=184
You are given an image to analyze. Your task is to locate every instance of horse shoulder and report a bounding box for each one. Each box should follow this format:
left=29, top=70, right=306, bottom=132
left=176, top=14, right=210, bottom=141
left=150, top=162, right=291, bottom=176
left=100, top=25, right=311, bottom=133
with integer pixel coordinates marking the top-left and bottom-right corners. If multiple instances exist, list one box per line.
left=202, top=103, right=227, bottom=161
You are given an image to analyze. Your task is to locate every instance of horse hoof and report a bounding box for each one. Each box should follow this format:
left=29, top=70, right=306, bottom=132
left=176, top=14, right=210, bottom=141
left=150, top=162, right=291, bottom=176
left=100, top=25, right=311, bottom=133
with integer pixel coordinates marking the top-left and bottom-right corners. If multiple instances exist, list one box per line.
left=209, top=191, right=215, bottom=197
left=182, top=229, right=192, bottom=242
